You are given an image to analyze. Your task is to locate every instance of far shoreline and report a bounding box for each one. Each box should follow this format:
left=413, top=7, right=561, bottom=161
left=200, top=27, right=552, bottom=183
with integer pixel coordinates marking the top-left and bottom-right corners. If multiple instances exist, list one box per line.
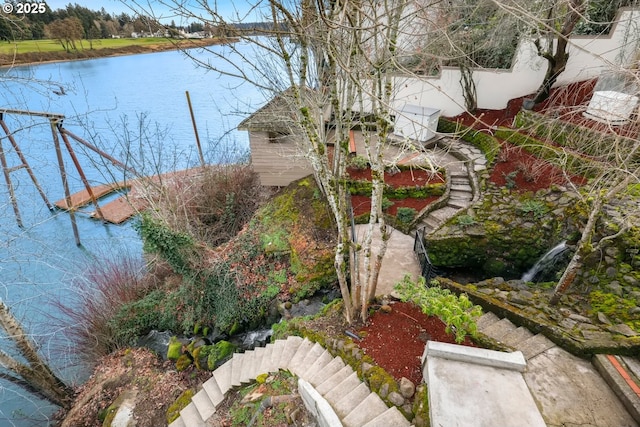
left=0, top=37, right=238, bottom=69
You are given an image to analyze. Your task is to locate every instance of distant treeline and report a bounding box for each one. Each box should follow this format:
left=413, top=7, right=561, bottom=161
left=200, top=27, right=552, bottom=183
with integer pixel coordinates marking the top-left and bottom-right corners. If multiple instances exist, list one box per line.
left=0, top=2, right=272, bottom=42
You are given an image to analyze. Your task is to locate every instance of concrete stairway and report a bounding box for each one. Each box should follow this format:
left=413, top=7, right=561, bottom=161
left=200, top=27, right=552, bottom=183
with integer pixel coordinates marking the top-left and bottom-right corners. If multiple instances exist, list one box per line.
left=169, top=336, right=411, bottom=427
left=477, top=312, right=639, bottom=426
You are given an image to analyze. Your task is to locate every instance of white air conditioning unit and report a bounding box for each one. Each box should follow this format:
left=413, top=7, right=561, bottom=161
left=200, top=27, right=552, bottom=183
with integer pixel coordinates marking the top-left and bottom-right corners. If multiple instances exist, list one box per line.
left=394, top=104, right=441, bottom=142
left=583, top=90, right=639, bottom=125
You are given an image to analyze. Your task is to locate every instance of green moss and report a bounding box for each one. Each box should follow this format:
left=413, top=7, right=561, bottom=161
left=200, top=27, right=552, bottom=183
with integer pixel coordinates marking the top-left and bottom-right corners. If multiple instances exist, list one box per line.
left=205, top=341, right=236, bottom=370
left=166, top=389, right=195, bottom=424
left=167, top=336, right=182, bottom=360
left=589, top=290, right=640, bottom=330
left=175, top=354, right=192, bottom=371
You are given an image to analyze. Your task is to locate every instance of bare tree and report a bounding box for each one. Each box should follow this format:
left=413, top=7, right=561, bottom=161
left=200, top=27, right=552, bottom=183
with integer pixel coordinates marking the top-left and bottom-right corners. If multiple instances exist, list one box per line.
left=0, top=300, right=73, bottom=409
left=45, top=17, right=85, bottom=52
left=124, top=0, right=436, bottom=323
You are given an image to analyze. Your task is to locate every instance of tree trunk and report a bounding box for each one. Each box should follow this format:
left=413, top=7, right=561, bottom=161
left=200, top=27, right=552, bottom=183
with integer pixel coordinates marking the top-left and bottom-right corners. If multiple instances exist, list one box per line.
left=532, top=0, right=585, bottom=104
left=0, top=301, right=73, bottom=408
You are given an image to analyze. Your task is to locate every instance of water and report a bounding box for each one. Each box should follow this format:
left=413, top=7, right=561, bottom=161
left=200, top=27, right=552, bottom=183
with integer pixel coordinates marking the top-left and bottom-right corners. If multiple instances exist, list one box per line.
left=0, top=42, right=266, bottom=425
left=521, top=241, right=569, bottom=283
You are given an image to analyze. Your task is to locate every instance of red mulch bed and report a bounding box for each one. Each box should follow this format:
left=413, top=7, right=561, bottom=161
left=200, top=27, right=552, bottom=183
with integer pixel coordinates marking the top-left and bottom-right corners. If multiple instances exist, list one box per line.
left=351, top=194, right=439, bottom=216
left=347, top=167, right=445, bottom=187
left=490, top=144, right=587, bottom=191
left=348, top=167, right=444, bottom=216
left=356, top=302, right=476, bottom=385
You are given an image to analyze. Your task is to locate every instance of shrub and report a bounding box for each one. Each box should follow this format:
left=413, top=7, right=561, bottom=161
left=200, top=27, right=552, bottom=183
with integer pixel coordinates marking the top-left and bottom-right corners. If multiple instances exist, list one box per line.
left=518, top=200, right=549, bottom=219
left=456, top=214, right=477, bottom=228
left=396, top=207, right=417, bottom=224
left=56, top=253, right=156, bottom=362
left=349, top=155, right=369, bottom=170
left=141, top=164, right=265, bottom=249
left=108, top=261, right=244, bottom=345
left=394, top=275, right=482, bottom=343
left=382, top=197, right=394, bottom=211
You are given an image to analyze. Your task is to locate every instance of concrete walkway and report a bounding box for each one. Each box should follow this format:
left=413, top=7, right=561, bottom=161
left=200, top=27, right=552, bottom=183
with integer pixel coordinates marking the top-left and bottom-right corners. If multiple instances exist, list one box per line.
left=478, top=312, right=638, bottom=427
left=354, top=223, right=422, bottom=296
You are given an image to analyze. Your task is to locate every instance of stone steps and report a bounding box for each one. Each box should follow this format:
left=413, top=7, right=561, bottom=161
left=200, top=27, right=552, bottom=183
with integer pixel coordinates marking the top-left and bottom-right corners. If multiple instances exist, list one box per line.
left=477, top=312, right=553, bottom=357
left=415, top=139, right=484, bottom=236
left=169, top=336, right=412, bottom=427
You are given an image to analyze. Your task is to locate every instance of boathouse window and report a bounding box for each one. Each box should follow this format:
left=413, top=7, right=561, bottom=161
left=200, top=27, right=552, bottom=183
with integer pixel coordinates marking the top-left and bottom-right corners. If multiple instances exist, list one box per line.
left=268, top=131, right=289, bottom=143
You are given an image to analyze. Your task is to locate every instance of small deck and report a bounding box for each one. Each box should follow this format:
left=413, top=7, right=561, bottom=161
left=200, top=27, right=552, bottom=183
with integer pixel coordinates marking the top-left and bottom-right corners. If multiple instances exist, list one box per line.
left=54, top=182, right=129, bottom=210
left=54, top=168, right=206, bottom=224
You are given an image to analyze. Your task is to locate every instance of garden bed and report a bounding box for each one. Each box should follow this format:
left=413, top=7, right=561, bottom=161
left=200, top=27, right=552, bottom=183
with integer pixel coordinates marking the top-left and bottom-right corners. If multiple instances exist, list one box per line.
left=347, top=166, right=445, bottom=217
left=489, top=143, right=587, bottom=192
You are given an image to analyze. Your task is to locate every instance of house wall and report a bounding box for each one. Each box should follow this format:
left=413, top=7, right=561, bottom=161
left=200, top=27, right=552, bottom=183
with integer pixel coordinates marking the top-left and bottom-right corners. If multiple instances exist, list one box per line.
left=393, top=8, right=640, bottom=117
left=249, top=131, right=314, bottom=186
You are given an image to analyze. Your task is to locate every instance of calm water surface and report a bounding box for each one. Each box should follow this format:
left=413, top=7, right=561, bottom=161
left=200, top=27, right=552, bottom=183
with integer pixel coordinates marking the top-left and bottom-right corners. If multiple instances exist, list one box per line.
left=0, top=42, right=264, bottom=425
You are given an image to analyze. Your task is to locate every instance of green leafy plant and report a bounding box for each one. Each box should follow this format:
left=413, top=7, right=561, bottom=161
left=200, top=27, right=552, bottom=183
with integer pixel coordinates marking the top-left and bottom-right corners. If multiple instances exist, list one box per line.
left=518, top=200, right=549, bottom=219
left=349, top=155, right=369, bottom=170
left=394, top=275, right=483, bottom=343
left=456, top=214, right=477, bottom=228
left=381, top=197, right=394, bottom=211
left=503, top=170, right=518, bottom=190
left=396, top=207, right=417, bottom=224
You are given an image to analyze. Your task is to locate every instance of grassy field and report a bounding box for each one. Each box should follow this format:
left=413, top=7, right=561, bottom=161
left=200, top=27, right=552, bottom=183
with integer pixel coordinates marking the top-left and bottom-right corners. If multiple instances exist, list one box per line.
left=0, top=38, right=176, bottom=55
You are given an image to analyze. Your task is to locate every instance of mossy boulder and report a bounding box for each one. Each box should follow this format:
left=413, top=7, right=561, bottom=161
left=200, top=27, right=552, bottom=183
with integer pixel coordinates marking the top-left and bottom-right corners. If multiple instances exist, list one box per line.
left=195, top=340, right=236, bottom=371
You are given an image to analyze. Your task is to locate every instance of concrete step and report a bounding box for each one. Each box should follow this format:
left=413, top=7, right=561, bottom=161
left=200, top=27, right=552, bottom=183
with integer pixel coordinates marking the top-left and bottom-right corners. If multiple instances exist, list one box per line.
left=625, top=356, right=640, bottom=380
left=449, top=190, right=473, bottom=200
left=293, top=342, right=325, bottom=377
left=180, top=402, right=205, bottom=427
left=362, top=407, right=411, bottom=427
left=202, top=376, right=225, bottom=407
left=482, top=317, right=518, bottom=342
left=191, top=388, right=216, bottom=420
left=279, top=335, right=303, bottom=369
left=304, top=349, right=334, bottom=381
left=451, top=177, right=470, bottom=185
left=269, top=339, right=287, bottom=372
left=593, top=354, right=640, bottom=423
left=450, top=184, right=473, bottom=192
left=287, top=338, right=315, bottom=374
left=333, top=382, right=371, bottom=418
left=253, top=346, right=267, bottom=377
left=230, top=352, right=243, bottom=387
left=342, top=392, right=389, bottom=427
left=323, top=372, right=363, bottom=407
left=420, top=216, right=440, bottom=230
left=259, top=343, right=275, bottom=375
left=316, top=365, right=356, bottom=396
left=213, top=358, right=233, bottom=394
left=477, top=312, right=501, bottom=330
left=501, top=326, right=535, bottom=349
left=427, top=206, right=459, bottom=224
left=307, top=356, right=346, bottom=387
left=518, top=333, right=556, bottom=360
left=447, top=200, right=472, bottom=210
left=239, top=350, right=256, bottom=383
left=168, top=416, right=186, bottom=427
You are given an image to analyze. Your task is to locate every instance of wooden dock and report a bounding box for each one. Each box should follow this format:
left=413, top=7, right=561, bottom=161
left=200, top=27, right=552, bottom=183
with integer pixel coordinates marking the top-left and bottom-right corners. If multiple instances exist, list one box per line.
left=54, top=182, right=128, bottom=210
left=54, top=168, right=207, bottom=224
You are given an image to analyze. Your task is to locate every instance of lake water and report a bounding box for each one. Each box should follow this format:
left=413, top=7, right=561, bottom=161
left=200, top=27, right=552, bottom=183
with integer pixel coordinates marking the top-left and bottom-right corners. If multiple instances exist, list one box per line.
left=0, top=42, right=265, bottom=425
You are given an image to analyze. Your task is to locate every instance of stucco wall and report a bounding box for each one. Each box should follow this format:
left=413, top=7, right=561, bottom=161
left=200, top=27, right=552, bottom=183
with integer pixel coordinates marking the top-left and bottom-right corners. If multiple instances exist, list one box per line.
left=393, top=8, right=639, bottom=117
